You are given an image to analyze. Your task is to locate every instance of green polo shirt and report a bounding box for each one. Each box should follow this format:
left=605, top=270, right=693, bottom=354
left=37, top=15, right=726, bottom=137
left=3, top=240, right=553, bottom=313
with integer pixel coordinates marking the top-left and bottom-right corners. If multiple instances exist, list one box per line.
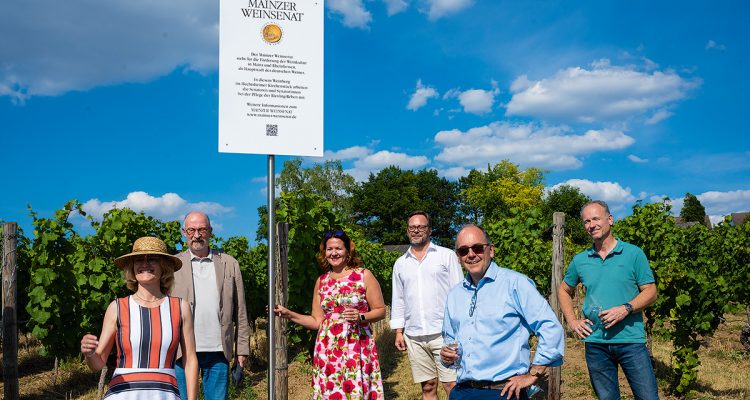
left=564, top=239, right=655, bottom=343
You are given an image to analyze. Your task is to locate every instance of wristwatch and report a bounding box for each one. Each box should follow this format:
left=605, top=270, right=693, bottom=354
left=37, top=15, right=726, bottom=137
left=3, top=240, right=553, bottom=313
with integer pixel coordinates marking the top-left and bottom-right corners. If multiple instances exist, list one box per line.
left=529, top=369, right=545, bottom=378
left=359, top=313, right=366, bottom=322
left=623, top=303, right=634, bottom=315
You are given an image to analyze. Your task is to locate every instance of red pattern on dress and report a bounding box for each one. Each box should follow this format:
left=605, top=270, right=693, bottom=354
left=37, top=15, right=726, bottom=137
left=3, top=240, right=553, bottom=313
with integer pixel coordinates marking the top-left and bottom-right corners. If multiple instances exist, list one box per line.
left=311, top=269, right=384, bottom=399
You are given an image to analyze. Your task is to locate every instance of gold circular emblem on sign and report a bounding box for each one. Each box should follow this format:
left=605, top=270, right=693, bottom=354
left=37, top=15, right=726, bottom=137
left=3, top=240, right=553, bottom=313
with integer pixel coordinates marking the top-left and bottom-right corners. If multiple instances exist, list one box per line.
left=262, top=24, right=282, bottom=44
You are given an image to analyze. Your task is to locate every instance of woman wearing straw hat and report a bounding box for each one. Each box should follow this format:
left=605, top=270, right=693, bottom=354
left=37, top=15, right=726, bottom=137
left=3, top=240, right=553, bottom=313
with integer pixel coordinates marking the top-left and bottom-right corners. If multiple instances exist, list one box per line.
left=80, top=236, right=199, bottom=400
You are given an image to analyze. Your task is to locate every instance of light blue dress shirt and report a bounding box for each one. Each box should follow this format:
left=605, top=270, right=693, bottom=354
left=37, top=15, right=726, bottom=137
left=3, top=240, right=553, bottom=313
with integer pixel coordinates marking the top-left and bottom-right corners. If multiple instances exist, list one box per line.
left=443, top=262, right=564, bottom=382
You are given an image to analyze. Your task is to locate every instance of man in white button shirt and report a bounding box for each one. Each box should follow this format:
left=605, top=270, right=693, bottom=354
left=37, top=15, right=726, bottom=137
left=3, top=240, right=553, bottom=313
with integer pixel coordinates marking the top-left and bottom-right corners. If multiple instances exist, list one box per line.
left=390, top=211, right=464, bottom=399
left=172, top=211, right=250, bottom=400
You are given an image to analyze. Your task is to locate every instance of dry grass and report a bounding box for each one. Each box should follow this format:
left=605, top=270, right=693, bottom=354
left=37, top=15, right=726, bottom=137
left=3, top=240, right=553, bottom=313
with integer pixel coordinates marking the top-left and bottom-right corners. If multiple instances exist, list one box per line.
left=4, top=313, right=749, bottom=399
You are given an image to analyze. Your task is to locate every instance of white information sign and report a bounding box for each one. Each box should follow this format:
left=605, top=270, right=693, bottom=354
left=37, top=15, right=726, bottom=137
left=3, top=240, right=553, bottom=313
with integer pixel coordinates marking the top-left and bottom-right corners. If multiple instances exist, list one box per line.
left=219, top=0, right=323, bottom=156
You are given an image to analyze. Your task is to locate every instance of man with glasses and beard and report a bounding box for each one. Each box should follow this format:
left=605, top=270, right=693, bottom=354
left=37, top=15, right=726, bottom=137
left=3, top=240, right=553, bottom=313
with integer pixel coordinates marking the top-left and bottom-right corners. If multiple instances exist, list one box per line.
left=171, top=211, right=251, bottom=400
left=390, top=211, right=463, bottom=399
left=440, top=224, right=564, bottom=400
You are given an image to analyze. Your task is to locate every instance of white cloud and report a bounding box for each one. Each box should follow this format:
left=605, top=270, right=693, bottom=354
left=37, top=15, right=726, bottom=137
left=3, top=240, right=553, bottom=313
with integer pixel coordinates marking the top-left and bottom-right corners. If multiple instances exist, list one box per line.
left=383, top=0, right=408, bottom=15
left=407, top=80, right=439, bottom=111
left=659, top=190, right=749, bottom=225
left=354, top=150, right=429, bottom=170
left=328, top=0, right=372, bottom=28
left=645, top=110, right=673, bottom=125
left=440, top=166, right=471, bottom=179
left=705, top=40, right=726, bottom=51
left=324, top=146, right=373, bottom=161
left=1, top=0, right=217, bottom=100
left=506, top=60, right=700, bottom=123
left=424, top=0, right=474, bottom=20
left=343, top=150, right=430, bottom=181
left=433, top=122, right=634, bottom=170
left=82, top=191, right=233, bottom=224
left=458, top=89, right=495, bottom=114
left=628, top=154, right=648, bottom=163
left=697, top=190, right=750, bottom=216
left=444, top=82, right=499, bottom=114
left=552, top=179, right=637, bottom=212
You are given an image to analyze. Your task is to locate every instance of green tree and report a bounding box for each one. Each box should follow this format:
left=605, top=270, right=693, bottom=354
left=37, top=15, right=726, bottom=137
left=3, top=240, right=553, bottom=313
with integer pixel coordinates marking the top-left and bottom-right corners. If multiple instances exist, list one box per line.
left=485, top=208, right=553, bottom=295
left=25, top=201, right=84, bottom=357
left=459, top=161, right=545, bottom=223
left=278, top=158, right=358, bottom=221
left=257, top=159, right=357, bottom=242
left=680, top=193, right=708, bottom=226
left=352, top=167, right=460, bottom=246
left=542, top=185, right=591, bottom=245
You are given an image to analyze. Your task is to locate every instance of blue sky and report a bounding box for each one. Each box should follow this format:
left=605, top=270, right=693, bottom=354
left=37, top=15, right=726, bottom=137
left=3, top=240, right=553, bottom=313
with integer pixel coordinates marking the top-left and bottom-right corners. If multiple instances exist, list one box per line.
left=2, top=0, right=749, bottom=240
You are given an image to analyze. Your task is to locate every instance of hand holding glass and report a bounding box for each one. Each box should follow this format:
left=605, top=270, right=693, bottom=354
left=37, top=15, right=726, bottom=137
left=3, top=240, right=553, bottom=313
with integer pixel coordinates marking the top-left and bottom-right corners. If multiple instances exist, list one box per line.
left=589, top=305, right=604, bottom=330
left=441, top=340, right=462, bottom=369
left=341, top=297, right=357, bottom=322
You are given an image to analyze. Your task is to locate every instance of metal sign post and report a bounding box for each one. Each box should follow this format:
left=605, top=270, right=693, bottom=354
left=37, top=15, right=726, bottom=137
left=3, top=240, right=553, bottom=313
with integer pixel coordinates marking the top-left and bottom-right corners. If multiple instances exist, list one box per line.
left=218, top=1, right=323, bottom=397
left=267, top=154, right=276, bottom=399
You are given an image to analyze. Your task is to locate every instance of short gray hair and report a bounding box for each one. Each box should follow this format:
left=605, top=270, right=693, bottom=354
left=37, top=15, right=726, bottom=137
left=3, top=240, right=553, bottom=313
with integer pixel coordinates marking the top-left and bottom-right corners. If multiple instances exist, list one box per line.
left=580, top=200, right=610, bottom=218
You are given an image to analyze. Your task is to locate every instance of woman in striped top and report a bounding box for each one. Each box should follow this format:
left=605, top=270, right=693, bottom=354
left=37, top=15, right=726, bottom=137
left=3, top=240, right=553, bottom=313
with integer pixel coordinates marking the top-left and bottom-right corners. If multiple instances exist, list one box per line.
left=80, top=237, right=199, bottom=400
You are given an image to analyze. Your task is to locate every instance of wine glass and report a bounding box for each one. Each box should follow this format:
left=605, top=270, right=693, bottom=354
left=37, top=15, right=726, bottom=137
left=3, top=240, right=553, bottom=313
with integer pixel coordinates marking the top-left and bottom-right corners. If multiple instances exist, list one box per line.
left=589, top=304, right=604, bottom=331
left=440, top=327, right=462, bottom=370
left=443, top=339, right=462, bottom=370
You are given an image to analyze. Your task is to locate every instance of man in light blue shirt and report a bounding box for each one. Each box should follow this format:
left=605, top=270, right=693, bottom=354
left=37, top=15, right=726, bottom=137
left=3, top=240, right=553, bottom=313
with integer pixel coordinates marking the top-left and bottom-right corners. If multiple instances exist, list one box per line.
left=441, top=224, right=564, bottom=400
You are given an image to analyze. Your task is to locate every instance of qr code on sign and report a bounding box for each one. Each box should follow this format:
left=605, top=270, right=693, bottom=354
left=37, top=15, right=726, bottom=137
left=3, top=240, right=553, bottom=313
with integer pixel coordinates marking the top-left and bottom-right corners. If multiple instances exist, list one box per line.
left=266, top=124, right=278, bottom=136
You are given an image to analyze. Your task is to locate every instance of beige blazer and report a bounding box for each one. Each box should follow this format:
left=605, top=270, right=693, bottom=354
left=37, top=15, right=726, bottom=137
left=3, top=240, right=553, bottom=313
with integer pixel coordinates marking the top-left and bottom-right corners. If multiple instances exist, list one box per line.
left=171, top=249, right=251, bottom=362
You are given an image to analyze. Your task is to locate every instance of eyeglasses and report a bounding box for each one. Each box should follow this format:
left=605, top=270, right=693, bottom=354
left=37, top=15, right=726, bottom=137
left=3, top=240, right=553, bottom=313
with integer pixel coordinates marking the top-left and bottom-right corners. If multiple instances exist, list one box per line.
left=469, top=288, right=478, bottom=317
left=407, top=225, right=429, bottom=232
left=456, top=243, right=490, bottom=257
left=185, top=227, right=210, bottom=236
left=324, top=230, right=345, bottom=239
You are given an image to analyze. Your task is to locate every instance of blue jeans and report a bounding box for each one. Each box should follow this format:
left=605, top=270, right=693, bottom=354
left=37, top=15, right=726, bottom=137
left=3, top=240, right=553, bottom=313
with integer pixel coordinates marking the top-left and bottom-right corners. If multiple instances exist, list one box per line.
left=175, top=351, right=229, bottom=400
left=449, top=383, right=529, bottom=400
left=584, top=342, right=659, bottom=400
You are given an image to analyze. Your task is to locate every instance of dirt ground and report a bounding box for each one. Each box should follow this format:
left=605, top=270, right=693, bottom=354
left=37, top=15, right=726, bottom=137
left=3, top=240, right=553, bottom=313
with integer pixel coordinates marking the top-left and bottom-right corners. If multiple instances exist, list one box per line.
left=2, top=313, right=749, bottom=399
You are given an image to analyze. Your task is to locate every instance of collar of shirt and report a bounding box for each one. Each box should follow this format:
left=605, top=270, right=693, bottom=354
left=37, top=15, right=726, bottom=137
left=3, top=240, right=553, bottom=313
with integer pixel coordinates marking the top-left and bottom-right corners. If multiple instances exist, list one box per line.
left=189, top=249, right=214, bottom=262
left=462, top=261, right=500, bottom=290
left=585, top=238, right=624, bottom=258
left=405, top=241, right=437, bottom=260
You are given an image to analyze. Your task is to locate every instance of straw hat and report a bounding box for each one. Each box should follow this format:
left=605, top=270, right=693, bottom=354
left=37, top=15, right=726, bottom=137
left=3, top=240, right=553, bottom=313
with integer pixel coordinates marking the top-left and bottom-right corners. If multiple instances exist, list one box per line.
left=114, top=236, right=182, bottom=271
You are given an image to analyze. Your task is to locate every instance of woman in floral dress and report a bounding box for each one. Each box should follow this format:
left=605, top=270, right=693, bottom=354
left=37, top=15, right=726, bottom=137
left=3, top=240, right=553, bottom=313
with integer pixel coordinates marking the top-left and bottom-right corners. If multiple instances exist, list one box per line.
left=275, top=230, right=386, bottom=399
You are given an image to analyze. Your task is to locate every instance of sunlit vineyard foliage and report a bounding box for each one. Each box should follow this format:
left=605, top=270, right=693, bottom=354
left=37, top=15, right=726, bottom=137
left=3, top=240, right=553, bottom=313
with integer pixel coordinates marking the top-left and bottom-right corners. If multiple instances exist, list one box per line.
left=9, top=160, right=749, bottom=396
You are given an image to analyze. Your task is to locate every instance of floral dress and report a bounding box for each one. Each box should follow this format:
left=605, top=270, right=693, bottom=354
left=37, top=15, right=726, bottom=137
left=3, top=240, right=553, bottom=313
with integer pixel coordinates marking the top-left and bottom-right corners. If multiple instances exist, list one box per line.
left=312, top=268, right=384, bottom=400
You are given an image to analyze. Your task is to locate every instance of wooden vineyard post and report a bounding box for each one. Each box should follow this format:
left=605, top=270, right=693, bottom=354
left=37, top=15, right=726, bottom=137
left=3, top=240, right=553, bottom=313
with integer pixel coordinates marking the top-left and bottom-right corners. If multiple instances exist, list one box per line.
left=548, top=212, right=565, bottom=400
left=3, top=222, right=20, bottom=400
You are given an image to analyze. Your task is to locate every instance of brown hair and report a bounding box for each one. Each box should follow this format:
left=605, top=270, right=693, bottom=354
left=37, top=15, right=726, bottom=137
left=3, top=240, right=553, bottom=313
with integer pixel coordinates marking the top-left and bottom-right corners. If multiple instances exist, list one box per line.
left=123, top=256, right=176, bottom=295
left=316, top=230, right=363, bottom=273
left=407, top=210, right=431, bottom=227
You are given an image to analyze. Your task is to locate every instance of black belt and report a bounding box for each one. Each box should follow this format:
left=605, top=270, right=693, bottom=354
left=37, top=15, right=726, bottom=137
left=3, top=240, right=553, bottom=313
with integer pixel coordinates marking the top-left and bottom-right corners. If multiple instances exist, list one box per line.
left=459, top=379, right=509, bottom=390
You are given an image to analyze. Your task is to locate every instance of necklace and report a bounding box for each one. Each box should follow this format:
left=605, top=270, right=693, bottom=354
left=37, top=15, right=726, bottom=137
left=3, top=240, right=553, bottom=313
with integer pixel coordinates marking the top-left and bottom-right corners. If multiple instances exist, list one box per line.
left=134, top=292, right=164, bottom=303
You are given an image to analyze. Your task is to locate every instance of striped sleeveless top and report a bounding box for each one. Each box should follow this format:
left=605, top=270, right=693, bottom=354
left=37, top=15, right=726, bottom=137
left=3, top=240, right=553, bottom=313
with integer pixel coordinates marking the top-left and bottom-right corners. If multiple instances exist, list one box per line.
left=105, top=295, right=183, bottom=399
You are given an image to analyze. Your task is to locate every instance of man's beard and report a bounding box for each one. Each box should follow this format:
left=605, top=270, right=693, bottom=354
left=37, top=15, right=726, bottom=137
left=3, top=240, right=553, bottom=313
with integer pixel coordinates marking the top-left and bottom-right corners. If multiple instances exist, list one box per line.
left=410, top=236, right=429, bottom=246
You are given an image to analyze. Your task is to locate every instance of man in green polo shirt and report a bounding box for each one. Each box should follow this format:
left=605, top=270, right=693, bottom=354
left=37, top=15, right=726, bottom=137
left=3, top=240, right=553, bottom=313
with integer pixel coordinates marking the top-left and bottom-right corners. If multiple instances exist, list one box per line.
left=558, top=200, right=659, bottom=400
